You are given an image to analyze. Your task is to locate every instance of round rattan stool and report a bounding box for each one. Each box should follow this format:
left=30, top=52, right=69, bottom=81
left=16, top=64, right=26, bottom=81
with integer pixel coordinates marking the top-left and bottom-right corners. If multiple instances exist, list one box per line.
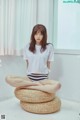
left=20, top=97, right=61, bottom=114
left=14, top=88, right=55, bottom=103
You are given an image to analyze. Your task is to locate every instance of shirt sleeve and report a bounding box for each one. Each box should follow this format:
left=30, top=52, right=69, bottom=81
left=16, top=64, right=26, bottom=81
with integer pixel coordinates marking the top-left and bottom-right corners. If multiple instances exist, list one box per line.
left=48, top=44, right=54, bottom=62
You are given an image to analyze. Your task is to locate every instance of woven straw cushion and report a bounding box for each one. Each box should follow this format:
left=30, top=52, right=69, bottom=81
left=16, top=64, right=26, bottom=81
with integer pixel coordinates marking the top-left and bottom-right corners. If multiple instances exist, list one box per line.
left=14, top=88, right=55, bottom=103
left=20, top=97, right=61, bottom=114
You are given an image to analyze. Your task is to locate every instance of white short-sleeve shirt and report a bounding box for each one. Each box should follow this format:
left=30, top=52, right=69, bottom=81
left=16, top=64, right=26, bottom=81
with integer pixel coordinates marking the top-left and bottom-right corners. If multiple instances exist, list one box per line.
left=23, top=43, right=54, bottom=75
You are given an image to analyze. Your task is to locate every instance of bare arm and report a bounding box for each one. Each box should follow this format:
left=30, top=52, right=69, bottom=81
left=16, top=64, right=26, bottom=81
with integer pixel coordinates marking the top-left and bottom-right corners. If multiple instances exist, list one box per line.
left=47, top=61, right=53, bottom=78
left=26, top=60, right=29, bottom=68
left=47, top=61, right=51, bottom=69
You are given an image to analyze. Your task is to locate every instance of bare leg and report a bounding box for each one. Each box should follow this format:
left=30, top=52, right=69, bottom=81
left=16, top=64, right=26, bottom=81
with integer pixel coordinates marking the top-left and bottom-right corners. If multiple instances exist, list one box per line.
left=27, top=79, right=61, bottom=93
left=40, top=79, right=61, bottom=91
left=5, top=75, right=41, bottom=87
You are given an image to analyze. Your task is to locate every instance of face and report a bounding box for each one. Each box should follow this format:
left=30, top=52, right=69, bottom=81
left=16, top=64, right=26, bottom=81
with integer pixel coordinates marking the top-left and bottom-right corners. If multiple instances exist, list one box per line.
left=34, top=31, right=43, bottom=45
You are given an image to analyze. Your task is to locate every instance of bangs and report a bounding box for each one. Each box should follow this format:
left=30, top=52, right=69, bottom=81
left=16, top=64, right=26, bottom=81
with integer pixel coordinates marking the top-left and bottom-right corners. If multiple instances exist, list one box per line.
left=33, top=25, right=46, bottom=35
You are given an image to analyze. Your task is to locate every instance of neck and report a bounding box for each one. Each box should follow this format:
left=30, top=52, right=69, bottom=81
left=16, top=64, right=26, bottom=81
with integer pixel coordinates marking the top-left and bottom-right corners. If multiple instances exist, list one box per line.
left=36, top=43, right=41, bottom=46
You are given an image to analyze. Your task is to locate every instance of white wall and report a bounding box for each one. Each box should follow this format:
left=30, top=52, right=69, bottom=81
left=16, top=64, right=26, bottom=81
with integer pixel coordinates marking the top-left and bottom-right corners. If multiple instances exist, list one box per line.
left=0, top=52, right=80, bottom=102
left=57, top=0, right=80, bottom=49
left=0, top=56, right=26, bottom=101
left=51, top=50, right=80, bottom=102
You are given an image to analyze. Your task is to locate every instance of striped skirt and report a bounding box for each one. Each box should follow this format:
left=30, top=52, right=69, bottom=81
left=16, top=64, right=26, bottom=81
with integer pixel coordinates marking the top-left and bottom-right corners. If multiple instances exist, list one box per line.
left=27, top=73, right=48, bottom=81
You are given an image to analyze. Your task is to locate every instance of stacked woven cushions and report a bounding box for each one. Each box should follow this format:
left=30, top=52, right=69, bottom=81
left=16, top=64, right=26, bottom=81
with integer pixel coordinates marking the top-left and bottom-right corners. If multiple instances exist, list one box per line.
left=14, top=88, right=61, bottom=114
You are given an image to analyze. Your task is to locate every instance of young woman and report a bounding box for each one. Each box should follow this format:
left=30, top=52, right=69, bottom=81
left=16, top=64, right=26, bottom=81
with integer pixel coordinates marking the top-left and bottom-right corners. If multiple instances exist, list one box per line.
left=6, top=24, right=61, bottom=93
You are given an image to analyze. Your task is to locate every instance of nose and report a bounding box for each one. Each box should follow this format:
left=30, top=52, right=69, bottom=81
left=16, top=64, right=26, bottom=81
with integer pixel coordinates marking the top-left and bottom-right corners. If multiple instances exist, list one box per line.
left=37, top=34, right=40, bottom=37
left=37, top=35, right=40, bottom=39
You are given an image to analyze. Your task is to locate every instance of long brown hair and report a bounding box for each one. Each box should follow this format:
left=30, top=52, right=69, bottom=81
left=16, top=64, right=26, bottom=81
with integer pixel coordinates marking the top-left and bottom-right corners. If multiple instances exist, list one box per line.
left=29, top=24, right=47, bottom=53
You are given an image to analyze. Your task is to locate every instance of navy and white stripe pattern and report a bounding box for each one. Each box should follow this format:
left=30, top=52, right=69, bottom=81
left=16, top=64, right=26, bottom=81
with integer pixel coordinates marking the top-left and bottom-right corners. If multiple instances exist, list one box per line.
left=27, top=73, right=48, bottom=81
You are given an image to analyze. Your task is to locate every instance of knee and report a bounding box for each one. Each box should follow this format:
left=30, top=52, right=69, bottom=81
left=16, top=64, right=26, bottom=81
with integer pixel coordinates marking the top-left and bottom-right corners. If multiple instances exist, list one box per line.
left=57, top=83, right=61, bottom=90
left=5, top=77, right=11, bottom=85
left=5, top=76, right=14, bottom=84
